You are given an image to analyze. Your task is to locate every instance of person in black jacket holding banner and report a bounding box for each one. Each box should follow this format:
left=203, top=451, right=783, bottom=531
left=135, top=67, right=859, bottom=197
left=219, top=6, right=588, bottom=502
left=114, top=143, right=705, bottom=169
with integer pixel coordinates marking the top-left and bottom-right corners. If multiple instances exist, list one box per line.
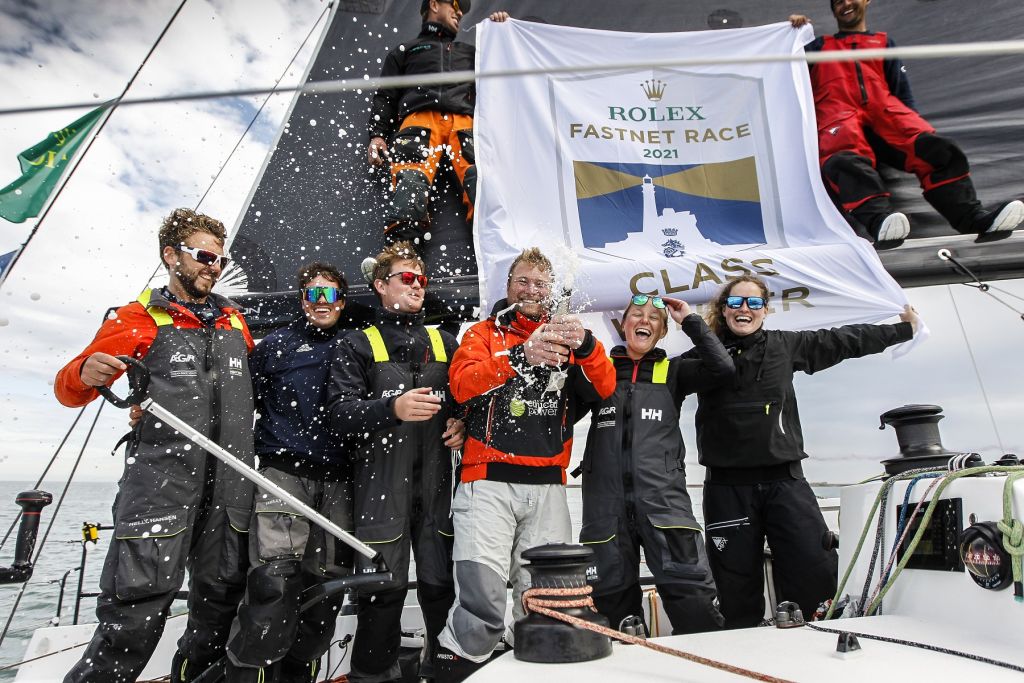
left=367, top=1, right=508, bottom=244
left=224, top=262, right=353, bottom=683
left=325, top=242, right=463, bottom=683
left=577, top=294, right=729, bottom=635
left=692, top=275, right=918, bottom=629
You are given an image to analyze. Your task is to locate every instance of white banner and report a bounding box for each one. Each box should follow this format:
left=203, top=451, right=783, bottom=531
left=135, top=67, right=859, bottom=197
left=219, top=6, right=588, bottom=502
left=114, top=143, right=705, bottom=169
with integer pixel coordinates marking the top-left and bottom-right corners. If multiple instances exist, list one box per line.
left=474, top=20, right=915, bottom=354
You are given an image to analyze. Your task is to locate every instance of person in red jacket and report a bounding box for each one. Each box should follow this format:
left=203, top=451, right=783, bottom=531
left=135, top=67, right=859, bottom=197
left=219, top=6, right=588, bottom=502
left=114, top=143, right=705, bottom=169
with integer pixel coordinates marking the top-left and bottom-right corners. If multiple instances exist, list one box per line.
left=433, top=247, right=616, bottom=682
left=791, top=1, right=1023, bottom=243
left=55, top=208, right=256, bottom=683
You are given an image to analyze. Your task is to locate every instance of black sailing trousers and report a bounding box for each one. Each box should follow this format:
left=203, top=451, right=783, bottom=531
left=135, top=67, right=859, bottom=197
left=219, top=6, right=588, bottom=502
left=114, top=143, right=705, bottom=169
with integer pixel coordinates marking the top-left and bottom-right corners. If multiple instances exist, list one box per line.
left=702, top=477, right=838, bottom=629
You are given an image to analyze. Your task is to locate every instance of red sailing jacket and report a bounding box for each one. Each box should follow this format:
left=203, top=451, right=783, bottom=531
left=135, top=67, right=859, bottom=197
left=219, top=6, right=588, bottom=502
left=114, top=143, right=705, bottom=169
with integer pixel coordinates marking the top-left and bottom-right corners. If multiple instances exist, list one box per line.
left=451, top=299, right=615, bottom=485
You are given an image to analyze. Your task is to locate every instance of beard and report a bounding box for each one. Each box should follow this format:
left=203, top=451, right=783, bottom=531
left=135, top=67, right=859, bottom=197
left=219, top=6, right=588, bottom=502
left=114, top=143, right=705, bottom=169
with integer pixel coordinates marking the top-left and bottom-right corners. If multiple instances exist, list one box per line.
left=175, top=263, right=216, bottom=300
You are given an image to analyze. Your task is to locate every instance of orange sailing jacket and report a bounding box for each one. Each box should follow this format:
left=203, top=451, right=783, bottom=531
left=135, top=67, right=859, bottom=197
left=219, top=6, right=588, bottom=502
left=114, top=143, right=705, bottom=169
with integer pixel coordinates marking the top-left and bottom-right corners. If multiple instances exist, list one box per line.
left=451, top=299, right=615, bottom=485
left=55, top=288, right=254, bottom=407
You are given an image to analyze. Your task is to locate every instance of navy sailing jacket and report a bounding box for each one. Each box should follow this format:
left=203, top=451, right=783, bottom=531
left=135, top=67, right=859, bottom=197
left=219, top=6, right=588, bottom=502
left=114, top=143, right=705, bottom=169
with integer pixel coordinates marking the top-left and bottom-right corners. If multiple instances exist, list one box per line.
left=250, top=317, right=349, bottom=475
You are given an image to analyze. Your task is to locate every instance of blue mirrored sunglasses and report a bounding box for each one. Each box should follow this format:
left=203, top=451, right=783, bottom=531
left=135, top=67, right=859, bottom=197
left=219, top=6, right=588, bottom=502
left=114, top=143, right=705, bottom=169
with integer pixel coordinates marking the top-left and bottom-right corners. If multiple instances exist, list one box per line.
left=631, top=294, right=666, bottom=309
left=725, top=295, right=766, bottom=310
left=303, top=286, right=344, bottom=304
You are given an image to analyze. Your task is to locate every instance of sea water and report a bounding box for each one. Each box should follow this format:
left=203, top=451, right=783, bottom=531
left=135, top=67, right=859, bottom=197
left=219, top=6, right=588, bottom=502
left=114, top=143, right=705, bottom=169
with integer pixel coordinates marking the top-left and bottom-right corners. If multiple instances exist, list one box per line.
left=0, top=481, right=116, bottom=680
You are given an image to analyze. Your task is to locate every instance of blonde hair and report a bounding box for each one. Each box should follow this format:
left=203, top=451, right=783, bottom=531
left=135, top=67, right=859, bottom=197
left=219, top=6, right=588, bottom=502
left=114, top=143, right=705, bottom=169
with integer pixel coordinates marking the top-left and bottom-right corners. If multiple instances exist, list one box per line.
left=506, top=247, right=552, bottom=279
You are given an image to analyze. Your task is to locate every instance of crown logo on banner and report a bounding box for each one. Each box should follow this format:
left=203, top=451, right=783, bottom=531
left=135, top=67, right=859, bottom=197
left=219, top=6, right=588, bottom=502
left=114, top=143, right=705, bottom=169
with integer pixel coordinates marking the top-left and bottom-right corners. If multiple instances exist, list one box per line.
left=641, top=79, right=666, bottom=101
left=661, top=228, right=678, bottom=236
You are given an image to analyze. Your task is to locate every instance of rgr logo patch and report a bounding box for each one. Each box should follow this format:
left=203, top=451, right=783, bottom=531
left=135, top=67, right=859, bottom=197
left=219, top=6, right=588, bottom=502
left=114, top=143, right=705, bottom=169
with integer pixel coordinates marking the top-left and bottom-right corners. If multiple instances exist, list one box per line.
left=169, top=351, right=198, bottom=378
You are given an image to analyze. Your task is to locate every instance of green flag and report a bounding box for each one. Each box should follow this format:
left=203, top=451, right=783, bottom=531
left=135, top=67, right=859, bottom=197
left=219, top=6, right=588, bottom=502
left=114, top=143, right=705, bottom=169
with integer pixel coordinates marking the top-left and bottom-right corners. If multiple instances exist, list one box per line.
left=0, top=104, right=109, bottom=223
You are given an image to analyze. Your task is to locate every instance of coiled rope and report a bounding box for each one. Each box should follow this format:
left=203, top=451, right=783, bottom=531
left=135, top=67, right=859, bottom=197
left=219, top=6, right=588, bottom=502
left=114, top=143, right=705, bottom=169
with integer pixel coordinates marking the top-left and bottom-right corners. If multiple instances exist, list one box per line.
left=521, top=585, right=795, bottom=683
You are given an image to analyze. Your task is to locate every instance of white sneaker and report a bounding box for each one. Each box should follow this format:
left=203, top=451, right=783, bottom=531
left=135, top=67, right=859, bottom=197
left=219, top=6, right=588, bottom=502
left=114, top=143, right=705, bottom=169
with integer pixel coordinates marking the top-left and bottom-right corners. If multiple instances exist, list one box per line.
left=360, top=257, right=377, bottom=284
left=985, top=200, right=1024, bottom=233
left=876, top=212, right=910, bottom=242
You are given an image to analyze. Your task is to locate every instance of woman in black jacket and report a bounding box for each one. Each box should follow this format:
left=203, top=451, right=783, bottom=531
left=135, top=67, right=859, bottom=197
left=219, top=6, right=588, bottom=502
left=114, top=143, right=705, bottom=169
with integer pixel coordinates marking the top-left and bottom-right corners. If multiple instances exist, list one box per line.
left=694, top=274, right=918, bottom=628
left=578, top=294, right=732, bottom=635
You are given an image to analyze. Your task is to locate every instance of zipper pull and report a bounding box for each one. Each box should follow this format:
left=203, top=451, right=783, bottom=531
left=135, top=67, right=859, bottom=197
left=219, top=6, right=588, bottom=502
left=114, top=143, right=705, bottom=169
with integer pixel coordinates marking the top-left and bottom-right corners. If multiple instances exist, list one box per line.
left=765, top=403, right=770, bottom=415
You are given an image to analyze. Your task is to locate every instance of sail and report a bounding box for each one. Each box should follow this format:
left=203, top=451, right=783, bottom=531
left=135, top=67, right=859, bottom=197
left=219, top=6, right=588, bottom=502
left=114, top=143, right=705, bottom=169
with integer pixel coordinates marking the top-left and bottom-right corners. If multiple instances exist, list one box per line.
left=229, top=0, right=1024, bottom=331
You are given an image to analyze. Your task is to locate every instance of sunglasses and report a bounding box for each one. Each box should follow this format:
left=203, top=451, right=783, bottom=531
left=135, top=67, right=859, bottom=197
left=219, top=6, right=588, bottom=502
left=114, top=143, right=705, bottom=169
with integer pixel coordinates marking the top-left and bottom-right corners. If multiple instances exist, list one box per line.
left=725, top=295, right=767, bottom=310
left=302, top=286, right=344, bottom=304
left=442, top=0, right=462, bottom=12
left=631, top=294, right=666, bottom=309
left=385, top=271, right=428, bottom=288
left=177, top=244, right=230, bottom=269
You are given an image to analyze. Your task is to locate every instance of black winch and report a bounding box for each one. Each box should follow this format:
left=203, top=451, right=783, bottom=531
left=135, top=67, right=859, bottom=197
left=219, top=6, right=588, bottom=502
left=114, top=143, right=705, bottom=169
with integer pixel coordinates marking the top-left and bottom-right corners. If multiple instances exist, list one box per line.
left=878, top=404, right=981, bottom=475
left=514, top=543, right=612, bottom=664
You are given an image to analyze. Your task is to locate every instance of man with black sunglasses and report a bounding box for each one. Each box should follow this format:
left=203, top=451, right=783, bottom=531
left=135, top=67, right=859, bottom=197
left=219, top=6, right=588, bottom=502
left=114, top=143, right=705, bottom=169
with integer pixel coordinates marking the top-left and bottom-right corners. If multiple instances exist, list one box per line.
left=224, top=262, right=354, bottom=683
left=325, top=241, right=463, bottom=682
left=55, top=208, right=256, bottom=683
left=367, top=0, right=508, bottom=244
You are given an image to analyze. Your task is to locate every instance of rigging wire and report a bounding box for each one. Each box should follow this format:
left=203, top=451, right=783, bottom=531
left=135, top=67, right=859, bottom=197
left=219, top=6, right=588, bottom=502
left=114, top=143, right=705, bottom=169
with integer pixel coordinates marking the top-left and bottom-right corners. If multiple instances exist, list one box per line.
left=143, top=2, right=333, bottom=290
left=937, top=248, right=1024, bottom=320
left=0, top=0, right=190, bottom=288
left=2, top=38, right=1024, bottom=118
left=0, top=401, right=105, bottom=649
left=0, top=407, right=87, bottom=553
left=945, top=285, right=1006, bottom=454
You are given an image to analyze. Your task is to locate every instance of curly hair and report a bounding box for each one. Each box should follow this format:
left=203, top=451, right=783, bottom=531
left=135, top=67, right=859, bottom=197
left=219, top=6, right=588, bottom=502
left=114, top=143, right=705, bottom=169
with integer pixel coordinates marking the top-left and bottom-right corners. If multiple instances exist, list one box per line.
left=371, top=241, right=426, bottom=286
left=705, top=274, right=770, bottom=337
left=157, top=208, right=227, bottom=265
left=506, top=247, right=553, bottom=280
left=296, top=261, right=346, bottom=294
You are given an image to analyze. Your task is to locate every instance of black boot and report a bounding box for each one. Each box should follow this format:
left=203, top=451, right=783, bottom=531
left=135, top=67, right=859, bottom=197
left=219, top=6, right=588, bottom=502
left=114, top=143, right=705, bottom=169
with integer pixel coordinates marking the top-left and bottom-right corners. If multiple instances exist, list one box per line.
left=923, top=178, right=987, bottom=234
left=966, top=200, right=1024, bottom=235
left=433, top=647, right=488, bottom=683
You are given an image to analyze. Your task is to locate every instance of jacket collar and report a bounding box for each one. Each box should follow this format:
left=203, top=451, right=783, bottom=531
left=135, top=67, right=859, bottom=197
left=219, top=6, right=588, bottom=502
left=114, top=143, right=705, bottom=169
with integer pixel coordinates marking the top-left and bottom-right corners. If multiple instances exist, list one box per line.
left=421, top=21, right=456, bottom=41
left=289, top=315, right=342, bottom=341
left=490, top=298, right=547, bottom=335
left=609, top=345, right=667, bottom=362
left=375, top=306, right=424, bottom=327
left=723, top=327, right=765, bottom=352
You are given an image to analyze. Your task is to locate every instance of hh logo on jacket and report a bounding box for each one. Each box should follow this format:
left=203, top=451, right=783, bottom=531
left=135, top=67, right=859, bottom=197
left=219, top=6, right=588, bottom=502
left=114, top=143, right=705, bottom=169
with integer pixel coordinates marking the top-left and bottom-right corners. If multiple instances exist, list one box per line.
left=641, top=408, right=663, bottom=421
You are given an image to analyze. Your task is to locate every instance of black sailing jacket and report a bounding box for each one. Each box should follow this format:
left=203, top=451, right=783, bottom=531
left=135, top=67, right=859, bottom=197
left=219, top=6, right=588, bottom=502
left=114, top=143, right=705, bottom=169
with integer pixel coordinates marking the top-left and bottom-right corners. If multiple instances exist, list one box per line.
left=690, top=322, right=913, bottom=470
left=367, top=21, right=476, bottom=141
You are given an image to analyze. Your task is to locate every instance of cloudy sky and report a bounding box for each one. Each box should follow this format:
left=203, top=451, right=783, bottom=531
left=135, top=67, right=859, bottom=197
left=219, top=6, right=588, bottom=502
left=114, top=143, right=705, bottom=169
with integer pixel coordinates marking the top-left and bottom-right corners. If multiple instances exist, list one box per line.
left=0, top=0, right=1022, bottom=492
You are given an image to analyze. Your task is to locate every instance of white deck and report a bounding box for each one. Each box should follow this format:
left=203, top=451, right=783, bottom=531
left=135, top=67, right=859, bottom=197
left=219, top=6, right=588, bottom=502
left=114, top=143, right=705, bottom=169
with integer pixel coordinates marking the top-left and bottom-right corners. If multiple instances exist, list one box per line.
left=473, top=615, right=1023, bottom=682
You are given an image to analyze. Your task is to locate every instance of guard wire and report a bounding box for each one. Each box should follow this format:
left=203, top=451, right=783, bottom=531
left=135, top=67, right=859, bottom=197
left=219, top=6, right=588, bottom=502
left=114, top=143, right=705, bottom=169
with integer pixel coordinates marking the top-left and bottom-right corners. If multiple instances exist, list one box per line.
left=3, top=38, right=1024, bottom=117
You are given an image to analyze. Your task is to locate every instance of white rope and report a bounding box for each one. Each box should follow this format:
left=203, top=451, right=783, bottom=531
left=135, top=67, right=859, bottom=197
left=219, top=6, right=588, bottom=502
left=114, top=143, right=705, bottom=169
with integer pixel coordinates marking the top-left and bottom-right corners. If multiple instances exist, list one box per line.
left=3, top=38, right=1024, bottom=117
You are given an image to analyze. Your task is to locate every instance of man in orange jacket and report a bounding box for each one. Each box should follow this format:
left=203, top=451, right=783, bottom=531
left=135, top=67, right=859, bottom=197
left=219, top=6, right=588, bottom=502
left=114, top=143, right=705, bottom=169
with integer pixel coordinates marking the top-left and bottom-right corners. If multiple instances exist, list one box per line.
left=55, top=208, right=256, bottom=683
left=434, top=247, right=616, bottom=682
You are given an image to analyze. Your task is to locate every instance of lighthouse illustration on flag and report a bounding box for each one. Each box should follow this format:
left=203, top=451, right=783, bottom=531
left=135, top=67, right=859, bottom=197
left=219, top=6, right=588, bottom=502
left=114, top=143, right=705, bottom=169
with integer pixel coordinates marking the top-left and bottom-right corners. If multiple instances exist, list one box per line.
left=574, top=158, right=767, bottom=259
